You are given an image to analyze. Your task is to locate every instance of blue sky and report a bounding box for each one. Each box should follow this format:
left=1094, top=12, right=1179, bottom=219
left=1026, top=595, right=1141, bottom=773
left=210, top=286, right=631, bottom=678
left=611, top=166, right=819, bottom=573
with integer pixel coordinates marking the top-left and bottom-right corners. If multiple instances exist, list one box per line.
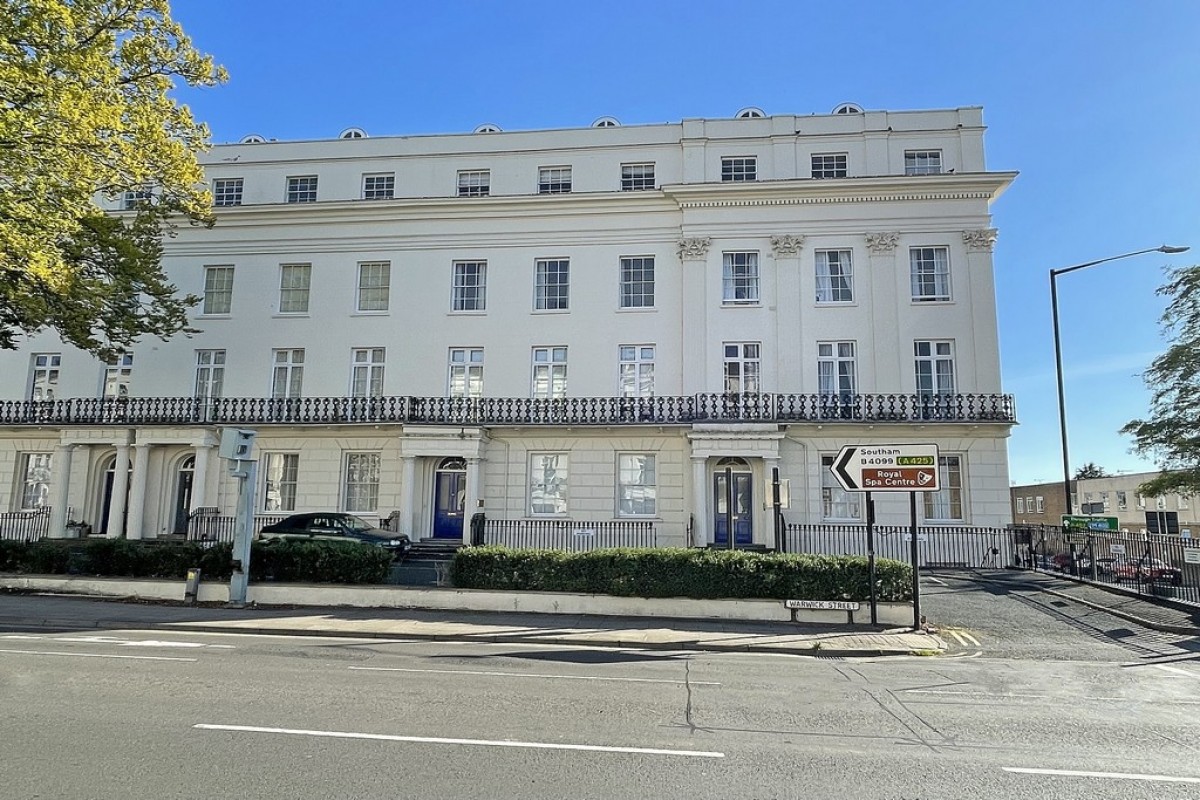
left=170, top=0, right=1200, bottom=486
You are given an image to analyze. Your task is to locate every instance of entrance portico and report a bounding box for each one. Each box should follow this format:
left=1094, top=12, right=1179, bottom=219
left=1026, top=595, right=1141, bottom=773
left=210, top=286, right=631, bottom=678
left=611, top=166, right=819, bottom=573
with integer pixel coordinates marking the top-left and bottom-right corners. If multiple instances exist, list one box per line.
left=686, top=424, right=784, bottom=548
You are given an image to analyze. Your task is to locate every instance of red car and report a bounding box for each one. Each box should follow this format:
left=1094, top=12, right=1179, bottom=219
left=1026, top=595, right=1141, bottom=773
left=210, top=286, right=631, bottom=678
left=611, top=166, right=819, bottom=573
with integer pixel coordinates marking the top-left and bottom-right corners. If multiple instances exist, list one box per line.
left=1111, top=557, right=1183, bottom=586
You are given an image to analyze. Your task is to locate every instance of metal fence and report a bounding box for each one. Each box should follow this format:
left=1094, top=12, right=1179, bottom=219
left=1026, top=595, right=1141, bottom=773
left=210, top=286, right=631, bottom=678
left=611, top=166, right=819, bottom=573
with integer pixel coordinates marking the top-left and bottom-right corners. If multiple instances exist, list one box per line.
left=785, top=523, right=1015, bottom=569
left=186, top=509, right=288, bottom=544
left=0, top=507, right=55, bottom=542
left=1014, top=524, right=1200, bottom=606
left=481, top=519, right=658, bottom=551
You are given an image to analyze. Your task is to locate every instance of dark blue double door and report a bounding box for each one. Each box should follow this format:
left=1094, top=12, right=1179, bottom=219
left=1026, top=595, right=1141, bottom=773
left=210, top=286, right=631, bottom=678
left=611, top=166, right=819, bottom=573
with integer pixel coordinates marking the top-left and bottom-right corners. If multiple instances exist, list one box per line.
left=433, top=465, right=467, bottom=539
left=713, top=471, right=753, bottom=546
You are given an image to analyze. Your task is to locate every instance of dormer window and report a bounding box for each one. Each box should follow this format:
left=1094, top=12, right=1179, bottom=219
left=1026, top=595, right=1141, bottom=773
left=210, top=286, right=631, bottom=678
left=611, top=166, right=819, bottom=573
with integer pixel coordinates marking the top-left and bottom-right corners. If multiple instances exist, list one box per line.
left=721, top=157, right=757, bottom=182
left=538, top=166, right=572, bottom=194
left=905, top=150, right=943, bottom=175
left=735, top=107, right=765, bottom=119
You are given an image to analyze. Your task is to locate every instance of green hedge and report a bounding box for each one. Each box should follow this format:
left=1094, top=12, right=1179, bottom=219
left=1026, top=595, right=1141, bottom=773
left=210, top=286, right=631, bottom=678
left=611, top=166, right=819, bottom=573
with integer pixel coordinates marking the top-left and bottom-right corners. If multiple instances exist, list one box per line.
left=451, top=546, right=912, bottom=602
left=0, top=539, right=394, bottom=585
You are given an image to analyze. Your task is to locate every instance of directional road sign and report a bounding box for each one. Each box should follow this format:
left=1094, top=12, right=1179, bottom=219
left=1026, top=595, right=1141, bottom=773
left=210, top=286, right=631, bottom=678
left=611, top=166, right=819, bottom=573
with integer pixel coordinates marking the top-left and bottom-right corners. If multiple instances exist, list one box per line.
left=831, top=444, right=940, bottom=492
left=1061, top=515, right=1119, bottom=532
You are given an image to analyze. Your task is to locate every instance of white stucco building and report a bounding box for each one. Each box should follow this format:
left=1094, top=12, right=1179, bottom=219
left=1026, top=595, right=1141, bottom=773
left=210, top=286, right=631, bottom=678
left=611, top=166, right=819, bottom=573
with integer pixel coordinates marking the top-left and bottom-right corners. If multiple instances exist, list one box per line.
left=0, top=104, right=1017, bottom=548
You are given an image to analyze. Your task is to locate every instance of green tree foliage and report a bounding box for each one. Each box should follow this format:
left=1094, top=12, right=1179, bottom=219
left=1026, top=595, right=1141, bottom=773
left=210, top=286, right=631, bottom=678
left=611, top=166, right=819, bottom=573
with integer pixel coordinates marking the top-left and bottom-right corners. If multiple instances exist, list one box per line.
left=1073, top=462, right=1109, bottom=480
left=1122, top=264, right=1200, bottom=496
left=0, top=0, right=225, bottom=358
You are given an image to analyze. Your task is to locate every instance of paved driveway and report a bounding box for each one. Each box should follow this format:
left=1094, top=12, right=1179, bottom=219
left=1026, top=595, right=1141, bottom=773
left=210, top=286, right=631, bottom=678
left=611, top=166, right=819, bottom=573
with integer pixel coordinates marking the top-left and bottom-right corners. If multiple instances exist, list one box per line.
left=923, top=569, right=1200, bottom=662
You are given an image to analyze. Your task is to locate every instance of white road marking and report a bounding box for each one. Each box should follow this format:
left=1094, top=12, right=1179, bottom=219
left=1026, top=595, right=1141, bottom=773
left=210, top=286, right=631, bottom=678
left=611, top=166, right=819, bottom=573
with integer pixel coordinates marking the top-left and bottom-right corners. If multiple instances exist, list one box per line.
left=1004, top=767, right=1200, bottom=784
left=348, top=665, right=720, bottom=686
left=926, top=577, right=947, bottom=586
left=960, top=632, right=981, bottom=647
left=0, top=648, right=196, bottom=662
left=903, top=689, right=1200, bottom=704
left=1, top=634, right=233, bottom=649
left=947, top=631, right=967, bottom=646
left=1154, top=664, right=1197, bottom=678
left=194, top=723, right=725, bottom=758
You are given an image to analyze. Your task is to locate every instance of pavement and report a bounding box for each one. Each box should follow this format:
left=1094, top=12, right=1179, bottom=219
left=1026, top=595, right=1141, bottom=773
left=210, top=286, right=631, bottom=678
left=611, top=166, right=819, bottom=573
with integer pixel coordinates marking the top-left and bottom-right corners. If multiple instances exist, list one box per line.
left=0, top=590, right=944, bottom=657
left=2, top=568, right=1194, bottom=659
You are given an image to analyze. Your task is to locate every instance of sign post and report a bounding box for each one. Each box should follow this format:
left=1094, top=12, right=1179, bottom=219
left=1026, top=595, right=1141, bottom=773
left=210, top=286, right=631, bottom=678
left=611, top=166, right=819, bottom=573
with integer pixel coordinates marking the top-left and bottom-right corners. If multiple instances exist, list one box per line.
left=219, top=428, right=258, bottom=607
left=831, top=444, right=940, bottom=631
left=865, top=491, right=877, bottom=625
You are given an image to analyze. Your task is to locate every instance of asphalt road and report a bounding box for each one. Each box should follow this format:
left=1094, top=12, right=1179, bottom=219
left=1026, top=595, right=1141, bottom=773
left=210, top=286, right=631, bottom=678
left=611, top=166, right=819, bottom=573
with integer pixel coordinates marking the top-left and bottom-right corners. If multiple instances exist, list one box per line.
left=2, top=579, right=1200, bottom=799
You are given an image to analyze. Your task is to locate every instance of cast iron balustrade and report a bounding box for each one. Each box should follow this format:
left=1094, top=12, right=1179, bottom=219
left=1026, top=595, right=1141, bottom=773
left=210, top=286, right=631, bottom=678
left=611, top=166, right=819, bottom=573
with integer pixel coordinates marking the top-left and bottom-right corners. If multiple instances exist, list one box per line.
left=483, top=518, right=658, bottom=551
left=0, top=392, right=1016, bottom=427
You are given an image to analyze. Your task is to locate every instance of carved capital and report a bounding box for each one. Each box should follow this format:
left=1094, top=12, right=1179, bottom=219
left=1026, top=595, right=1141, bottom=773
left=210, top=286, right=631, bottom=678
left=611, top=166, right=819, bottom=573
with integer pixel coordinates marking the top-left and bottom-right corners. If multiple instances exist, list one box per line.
left=865, top=232, right=900, bottom=254
left=770, top=234, right=806, bottom=257
left=678, top=237, right=711, bottom=260
left=963, top=228, right=999, bottom=252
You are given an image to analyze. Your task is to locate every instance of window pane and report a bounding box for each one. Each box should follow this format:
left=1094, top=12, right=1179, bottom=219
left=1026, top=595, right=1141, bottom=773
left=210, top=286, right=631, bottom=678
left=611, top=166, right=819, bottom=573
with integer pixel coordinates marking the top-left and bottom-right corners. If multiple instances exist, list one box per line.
left=530, top=453, right=568, bottom=515
left=619, top=256, right=655, bottom=308
left=21, top=453, right=53, bottom=510
left=618, top=454, right=657, bottom=516
left=203, top=267, right=234, bottom=315
left=722, top=252, right=759, bottom=303
left=344, top=453, right=380, bottom=512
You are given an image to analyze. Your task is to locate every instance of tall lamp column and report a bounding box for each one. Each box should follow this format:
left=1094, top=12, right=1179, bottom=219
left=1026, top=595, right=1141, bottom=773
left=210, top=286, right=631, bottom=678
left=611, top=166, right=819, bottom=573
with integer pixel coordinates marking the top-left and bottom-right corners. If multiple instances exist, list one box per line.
left=1051, top=245, right=1190, bottom=515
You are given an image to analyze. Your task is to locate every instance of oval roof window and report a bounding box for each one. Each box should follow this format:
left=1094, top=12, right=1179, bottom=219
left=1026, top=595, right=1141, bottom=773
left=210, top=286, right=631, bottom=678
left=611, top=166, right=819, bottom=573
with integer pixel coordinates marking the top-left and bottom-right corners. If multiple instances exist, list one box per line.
left=735, top=107, right=765, bottom=119
left=239, top=134, right=265, bottom=144
left=592, top=116, right=620, bottom=128
left=473, top=123, right=502, bottom=133
left=340, top=127, right=367, bottom=139
left=833, top=103, right=863, bottom=114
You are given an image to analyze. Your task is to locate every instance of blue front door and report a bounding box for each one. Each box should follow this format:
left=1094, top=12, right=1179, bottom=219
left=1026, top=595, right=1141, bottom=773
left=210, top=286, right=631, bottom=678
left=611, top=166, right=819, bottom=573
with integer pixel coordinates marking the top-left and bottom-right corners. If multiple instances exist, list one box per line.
left=713, top=471, right=753, bottom=546
left=433, top=468, right=466, bottom=539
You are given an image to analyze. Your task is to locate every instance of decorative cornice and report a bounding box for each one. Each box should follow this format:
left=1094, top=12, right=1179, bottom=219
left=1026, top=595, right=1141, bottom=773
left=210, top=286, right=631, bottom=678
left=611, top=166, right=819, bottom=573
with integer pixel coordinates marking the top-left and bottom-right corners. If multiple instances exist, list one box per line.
left=678, top=237, right=711, bottom=260
left=865, top=232, right=900, bottom=254
left=770, top=234, right=806, bottom=257
left=963, top=228, right=999, bottom=252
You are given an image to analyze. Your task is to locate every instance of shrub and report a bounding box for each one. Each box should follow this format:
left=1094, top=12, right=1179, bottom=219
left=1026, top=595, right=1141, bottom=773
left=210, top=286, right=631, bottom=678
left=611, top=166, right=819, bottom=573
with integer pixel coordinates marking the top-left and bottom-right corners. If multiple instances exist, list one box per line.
left=0, top=539, right=393, bottom=585
left=451, top=546, right=912, bottom=602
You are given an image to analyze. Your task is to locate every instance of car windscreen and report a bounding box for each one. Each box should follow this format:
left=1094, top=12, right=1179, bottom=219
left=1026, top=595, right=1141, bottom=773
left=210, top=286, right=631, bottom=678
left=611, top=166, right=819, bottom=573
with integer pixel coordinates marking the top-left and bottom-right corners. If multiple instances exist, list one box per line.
left=341, top=515, right=374, bottom=532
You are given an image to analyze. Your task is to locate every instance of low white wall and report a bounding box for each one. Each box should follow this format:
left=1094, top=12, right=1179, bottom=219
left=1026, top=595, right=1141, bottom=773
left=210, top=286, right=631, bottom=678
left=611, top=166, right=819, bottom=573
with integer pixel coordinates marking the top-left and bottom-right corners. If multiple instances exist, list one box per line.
left=0, top=574, right=912, bottom=626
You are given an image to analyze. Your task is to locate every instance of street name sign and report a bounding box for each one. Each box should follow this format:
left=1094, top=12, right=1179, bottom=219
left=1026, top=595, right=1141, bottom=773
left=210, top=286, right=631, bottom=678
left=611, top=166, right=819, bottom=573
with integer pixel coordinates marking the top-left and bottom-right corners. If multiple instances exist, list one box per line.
left=784, top=600, right=861, bottom=611
left=831, top=444, right=940, bottom=492
left=1061, top=515, right=1120, bottom=532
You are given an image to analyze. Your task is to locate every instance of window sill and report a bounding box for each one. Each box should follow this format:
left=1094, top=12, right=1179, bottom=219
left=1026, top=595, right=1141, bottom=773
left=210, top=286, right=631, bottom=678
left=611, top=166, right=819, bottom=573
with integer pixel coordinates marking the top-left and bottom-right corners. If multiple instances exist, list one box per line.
left=196, top=313, right=232, bottom=320
left=531, top=309, right=571, bottom=315
left=351, top=311, right=390, bottom=317
left=448, top=310, right=487, bottom=316
left=616, top=306, right=657, bottom=313
left=273, top=313, right=311, bottom=318
left=814, top=301, right=857, bottom=308
left=721, top=301, right=762, bottom=308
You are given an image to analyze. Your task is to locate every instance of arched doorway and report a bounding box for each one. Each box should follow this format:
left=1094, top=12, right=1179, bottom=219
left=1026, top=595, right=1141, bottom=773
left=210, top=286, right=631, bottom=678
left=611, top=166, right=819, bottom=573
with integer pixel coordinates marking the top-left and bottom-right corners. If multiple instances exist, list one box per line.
left=433, top=457, right=467, bottom=539
left=171, top=455, right=195, bottom=535
left=97, top=453, right=132, bottom=534
left=713, top=457, right=753, bottom=546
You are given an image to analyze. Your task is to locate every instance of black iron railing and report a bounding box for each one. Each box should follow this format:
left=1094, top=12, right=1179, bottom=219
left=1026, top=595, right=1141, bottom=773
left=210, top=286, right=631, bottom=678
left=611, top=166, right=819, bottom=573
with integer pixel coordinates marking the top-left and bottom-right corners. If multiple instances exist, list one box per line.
left=482, top=518, right=658, bottom=551
left=0, top=393, right=1016, bottom=427
left=1015, top=524, right=1200, bottom=607
left=785, top=523, right=1015, bottom=569
left=0, top=507, right=55, bottom=541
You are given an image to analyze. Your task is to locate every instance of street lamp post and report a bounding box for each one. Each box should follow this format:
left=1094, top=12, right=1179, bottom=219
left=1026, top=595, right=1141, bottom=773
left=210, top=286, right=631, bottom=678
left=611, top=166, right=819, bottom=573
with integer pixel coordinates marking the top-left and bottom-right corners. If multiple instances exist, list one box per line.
left=1051, top=245, right=1190, bottom=515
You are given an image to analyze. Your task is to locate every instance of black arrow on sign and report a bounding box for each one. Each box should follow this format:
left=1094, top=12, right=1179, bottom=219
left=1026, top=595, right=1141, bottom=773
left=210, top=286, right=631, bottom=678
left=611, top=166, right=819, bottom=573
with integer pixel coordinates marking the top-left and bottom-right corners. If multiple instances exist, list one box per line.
left=834, top=447, right=858, bottom=489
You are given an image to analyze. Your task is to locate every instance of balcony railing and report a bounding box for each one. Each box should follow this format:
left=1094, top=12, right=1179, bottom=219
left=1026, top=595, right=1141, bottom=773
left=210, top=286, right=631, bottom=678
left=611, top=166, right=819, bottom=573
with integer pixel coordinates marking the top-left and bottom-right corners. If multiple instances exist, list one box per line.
left=0, top=393, right=1016, bottom=427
